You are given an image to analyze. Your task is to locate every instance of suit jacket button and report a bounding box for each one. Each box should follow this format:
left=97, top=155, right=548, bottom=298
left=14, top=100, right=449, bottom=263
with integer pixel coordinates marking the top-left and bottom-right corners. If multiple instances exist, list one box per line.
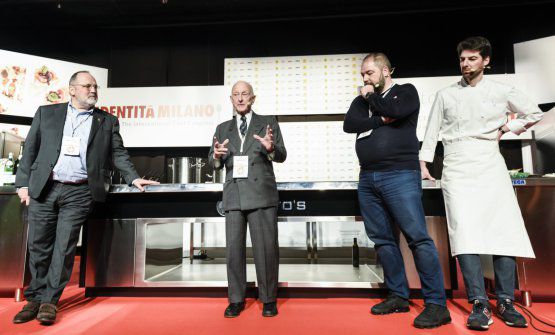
left=50, top=163, right=54, bottom=167
left=254, top=178, right=258, bottom=181
left=251, top=162, right=254, bottom=166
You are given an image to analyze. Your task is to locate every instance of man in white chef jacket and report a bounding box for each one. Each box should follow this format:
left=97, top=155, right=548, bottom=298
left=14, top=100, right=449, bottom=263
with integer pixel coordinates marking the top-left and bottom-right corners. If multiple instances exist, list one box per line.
left=419, top=36, right=543, bottom=331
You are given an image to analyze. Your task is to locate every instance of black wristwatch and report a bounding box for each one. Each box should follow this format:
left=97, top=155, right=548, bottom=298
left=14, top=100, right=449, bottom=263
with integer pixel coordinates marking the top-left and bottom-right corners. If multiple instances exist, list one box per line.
left=499, top=126, right=508, bottom=134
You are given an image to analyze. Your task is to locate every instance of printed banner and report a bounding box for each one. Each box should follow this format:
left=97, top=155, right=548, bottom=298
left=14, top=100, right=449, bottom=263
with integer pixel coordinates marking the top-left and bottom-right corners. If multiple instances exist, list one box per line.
left=97, top=86, right=231, bottom=147
left=0, top=49, right=108, bottom=117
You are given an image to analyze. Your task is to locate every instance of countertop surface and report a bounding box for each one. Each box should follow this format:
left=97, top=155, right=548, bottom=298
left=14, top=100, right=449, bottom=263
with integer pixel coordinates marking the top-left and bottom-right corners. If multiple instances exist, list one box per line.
left=2, top=178, right=554, bottom=195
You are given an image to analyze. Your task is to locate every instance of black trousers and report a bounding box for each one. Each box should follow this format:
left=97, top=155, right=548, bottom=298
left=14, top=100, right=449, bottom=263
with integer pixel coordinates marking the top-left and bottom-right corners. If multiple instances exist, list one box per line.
left=25, top=182, right=93, bottom=304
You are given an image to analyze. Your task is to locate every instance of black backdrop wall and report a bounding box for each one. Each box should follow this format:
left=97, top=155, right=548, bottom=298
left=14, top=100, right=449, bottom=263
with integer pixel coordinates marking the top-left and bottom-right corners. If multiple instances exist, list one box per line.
left=1, top=5, right=555, bottom=88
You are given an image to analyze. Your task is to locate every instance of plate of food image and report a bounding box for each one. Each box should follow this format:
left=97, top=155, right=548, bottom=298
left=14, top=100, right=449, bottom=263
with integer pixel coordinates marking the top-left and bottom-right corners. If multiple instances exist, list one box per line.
left=34, top=65, right=58, bottom=85
left=45, top=88, right=66, bottom=104
left=1, top=66, right=26, bottom=101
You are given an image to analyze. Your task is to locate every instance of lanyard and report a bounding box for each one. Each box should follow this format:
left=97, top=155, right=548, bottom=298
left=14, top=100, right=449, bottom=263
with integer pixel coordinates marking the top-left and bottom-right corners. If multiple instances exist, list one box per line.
left=239, top=135, right=246, bottom=153
left=69, top=109, right=92, bottom=137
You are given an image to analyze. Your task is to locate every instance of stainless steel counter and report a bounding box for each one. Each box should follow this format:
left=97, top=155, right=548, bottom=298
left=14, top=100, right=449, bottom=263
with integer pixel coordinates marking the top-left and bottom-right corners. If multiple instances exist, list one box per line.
left=108, top=180, right=441, bottom=193
left=5, top=177, right=552, bottom=196
left=3, top=177, right=555, bottom=301
left=107, top=177, right=555, bottom=193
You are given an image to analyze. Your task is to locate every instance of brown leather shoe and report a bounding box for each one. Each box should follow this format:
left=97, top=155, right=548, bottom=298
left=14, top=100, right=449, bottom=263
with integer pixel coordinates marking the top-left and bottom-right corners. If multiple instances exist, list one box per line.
left=13, top=301, right=41, bottom=324
left=36, top=303, right=57, bottom=325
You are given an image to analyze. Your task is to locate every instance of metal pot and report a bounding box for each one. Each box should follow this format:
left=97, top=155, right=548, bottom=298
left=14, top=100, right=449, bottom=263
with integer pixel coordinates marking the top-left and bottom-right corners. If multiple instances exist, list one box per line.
left=207, top=166, right=225, bottom=183
left=168, top=157, right=225, bottom=183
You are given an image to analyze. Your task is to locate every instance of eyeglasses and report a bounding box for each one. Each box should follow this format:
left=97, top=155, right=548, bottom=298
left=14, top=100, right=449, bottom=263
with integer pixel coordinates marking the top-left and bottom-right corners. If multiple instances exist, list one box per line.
left=74, top=84, right=100, bottom=90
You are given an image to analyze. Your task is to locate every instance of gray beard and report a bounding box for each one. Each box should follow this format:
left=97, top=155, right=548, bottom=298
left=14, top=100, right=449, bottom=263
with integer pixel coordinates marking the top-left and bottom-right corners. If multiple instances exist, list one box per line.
left=79, top=96, right=97, bottom=109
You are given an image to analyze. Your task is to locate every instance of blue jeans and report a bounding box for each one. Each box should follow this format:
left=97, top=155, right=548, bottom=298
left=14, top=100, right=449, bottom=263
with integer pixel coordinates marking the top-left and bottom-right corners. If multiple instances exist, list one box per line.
left=358, top=170, right=446, bottom=306
left=457, top=254, right=516, bottom=303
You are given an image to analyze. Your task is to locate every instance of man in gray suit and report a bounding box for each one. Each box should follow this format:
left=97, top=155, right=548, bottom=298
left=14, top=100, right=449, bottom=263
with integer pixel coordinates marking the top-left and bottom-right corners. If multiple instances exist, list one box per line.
left=13, top=71, right=157, bottom=325
left=209, top=81, right=286, bottom=318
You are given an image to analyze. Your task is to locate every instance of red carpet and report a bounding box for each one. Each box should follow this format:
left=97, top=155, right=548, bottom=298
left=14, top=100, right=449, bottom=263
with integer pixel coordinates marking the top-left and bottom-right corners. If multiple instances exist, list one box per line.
left=2, top=260, right=555, bottom=335
left=3, top=286, right=555, bottom=335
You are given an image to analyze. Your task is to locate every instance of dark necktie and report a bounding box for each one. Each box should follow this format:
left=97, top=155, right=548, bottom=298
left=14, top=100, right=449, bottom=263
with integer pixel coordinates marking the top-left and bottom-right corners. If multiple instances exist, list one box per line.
left=240, top=115, right=247, bottom=137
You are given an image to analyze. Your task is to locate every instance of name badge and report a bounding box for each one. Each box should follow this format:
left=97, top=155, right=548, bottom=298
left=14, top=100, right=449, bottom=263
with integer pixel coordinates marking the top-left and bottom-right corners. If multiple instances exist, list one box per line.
left=233, top=156, right=249, bottom=178
left=357, top=105, right=374, bottom=140
left=357, top=130, right=372, bottom=139
left=61, top=136, right=81, bottom=156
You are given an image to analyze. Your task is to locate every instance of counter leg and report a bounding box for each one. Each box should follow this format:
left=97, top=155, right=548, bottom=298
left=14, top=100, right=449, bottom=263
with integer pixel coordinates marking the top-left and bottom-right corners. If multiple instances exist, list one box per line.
left=521, top=290, right=532, bottom=307
left=200, top=221, right=206, bottom=256
left=306, top=222, right=312, bottom=261
left=14, top=288, right=24, bottom=302
left=312, top=222, right=318, bottom=261
left=190, top=221, right=194, bottom=264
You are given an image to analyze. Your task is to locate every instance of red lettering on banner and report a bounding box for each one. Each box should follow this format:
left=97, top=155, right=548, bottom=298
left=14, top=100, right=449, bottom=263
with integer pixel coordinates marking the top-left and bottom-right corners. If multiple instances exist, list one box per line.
left=117, top=106, right=126, bottom=118
left=126, top=106, right=134, bottom=118
left=158, top=105, right=170, bottom=118
left=100, top=104, right=215, bottom=119
left=146, top=106, right=154, bottom=118
left=205, top=105, right=214, bottom=117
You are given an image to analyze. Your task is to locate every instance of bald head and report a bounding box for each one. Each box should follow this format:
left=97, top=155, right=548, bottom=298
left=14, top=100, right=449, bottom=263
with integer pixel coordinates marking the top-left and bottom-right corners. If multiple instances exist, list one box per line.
left=231, top=81, right=254, bottom=95
left=230, top=81, right=256, bottom=115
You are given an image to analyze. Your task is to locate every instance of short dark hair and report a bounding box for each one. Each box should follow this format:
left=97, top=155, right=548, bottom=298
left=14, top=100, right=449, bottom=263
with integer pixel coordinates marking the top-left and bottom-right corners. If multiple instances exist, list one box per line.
left=69, top=71, right=91, bottom=86
left=457, top=36, right=492, bottom=59
left=362, top=52, right=392, bottom=72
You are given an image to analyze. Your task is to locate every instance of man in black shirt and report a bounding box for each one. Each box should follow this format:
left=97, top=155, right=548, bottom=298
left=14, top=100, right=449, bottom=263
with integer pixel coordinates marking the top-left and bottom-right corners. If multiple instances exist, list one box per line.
left=344, top=53, right=450, bottom=329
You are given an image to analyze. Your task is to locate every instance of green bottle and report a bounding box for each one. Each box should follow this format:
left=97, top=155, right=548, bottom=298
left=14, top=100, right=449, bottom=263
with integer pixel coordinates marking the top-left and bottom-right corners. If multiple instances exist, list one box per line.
left=4, top=152, right=14, bottom=174
left=4, top=152, right=15, bottom=185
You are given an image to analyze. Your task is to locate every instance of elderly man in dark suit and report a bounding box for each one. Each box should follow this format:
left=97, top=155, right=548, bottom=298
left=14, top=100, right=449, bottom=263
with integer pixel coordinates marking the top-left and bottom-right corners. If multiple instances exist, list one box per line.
left=13, top=71, right=157, bottom=325
left=209, top=81, right=286, bottom=318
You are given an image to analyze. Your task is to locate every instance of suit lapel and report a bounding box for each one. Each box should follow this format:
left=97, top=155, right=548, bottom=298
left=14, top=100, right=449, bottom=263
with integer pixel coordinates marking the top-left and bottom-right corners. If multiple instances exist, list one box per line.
left=242, top=112, right=264, bottom=154
left=87, top=108, right=106, bottom=146
left=53, top=103, right=69, bottom=150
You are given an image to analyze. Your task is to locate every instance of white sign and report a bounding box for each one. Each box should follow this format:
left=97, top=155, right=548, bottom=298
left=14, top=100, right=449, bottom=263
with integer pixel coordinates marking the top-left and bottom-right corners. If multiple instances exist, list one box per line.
left=273, top=121, right=359, bottom=182
left=225, top=54, right=366, bottom=116
left=0, top=49, right=108, bottom=117
left=514, top=35, right=555, bottom=105
left=97, top=86, right=230, bottom=147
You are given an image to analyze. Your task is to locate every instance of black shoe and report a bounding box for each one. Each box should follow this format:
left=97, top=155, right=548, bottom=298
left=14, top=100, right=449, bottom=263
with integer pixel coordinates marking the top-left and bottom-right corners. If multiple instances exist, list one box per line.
left=371, top=294, right=410, bottom=315
left=262, top=302, right=278, bottom=317
left=13, top=301, right=40, bottom=324
left=497, top=299, right=527, bottom=328
left=467, top=300, right=493, bottom=331
left=224, top=302, right=245, bottom=318
left=414, top=303, right=452, bottom=328
left=36, top=303, right=57, bottom=325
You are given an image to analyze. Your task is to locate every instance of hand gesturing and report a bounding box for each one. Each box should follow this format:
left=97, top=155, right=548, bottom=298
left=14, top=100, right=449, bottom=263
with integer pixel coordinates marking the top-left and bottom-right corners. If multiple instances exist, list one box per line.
left=253, top=125, right=274, bottom=152
left=213, top=137, right=229, bottom=159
